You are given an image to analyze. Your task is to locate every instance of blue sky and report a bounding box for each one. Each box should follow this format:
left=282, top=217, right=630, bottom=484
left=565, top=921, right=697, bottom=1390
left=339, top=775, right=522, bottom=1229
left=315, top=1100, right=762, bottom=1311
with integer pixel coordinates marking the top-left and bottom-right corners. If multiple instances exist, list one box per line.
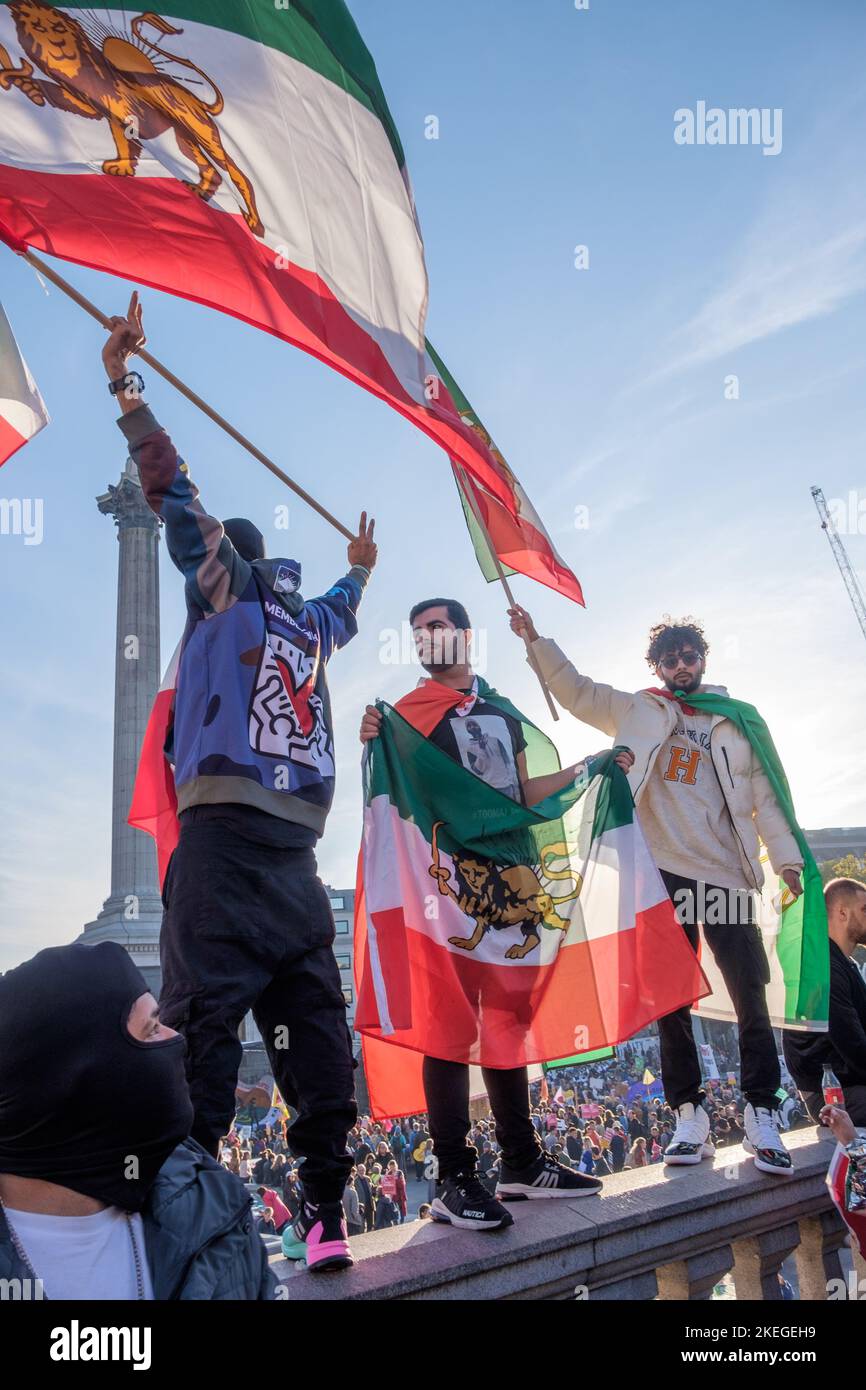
left=1, top=0, right=865, bottom=971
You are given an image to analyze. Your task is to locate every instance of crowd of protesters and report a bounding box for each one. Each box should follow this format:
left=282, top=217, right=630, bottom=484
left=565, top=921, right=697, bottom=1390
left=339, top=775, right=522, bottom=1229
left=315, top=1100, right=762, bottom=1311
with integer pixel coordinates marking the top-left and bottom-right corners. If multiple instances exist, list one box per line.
left=221, top=1118, right=416, bottom=1240
left=224, top=1030, right=811, bottom=1251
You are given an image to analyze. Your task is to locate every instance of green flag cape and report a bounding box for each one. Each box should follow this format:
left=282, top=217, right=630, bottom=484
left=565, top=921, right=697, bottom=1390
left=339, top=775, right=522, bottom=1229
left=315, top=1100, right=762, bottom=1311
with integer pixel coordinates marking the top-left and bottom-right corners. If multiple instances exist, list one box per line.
left=354, top=686, right=710, bottom=1118
left=676, top=688, right=829, bottom=1029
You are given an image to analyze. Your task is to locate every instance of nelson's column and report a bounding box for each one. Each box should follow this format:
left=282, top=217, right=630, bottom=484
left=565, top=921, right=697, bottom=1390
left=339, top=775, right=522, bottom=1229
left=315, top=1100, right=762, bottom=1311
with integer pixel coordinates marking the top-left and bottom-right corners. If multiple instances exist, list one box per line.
left=79, top=454, right=164, bottom=993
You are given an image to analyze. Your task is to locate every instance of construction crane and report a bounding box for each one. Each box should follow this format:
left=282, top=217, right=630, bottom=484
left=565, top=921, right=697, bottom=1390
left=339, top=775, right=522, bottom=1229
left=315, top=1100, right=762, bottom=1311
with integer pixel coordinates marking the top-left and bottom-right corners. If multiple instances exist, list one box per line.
left=811, top=486, right=866, bottom=643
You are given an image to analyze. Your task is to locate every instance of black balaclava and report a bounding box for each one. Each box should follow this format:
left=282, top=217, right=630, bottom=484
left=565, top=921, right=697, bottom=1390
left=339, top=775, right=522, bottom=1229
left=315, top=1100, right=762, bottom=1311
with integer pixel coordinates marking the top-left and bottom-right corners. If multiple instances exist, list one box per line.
left=223, top=516, right=266, bottom=562
left=0, top=942, right=193, bottom=1211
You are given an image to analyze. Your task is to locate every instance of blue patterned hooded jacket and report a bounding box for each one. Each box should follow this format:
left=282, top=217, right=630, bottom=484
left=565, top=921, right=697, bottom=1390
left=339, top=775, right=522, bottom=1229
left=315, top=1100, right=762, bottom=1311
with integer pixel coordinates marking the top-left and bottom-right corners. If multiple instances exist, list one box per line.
left=118, top=404, right=368, bottom=837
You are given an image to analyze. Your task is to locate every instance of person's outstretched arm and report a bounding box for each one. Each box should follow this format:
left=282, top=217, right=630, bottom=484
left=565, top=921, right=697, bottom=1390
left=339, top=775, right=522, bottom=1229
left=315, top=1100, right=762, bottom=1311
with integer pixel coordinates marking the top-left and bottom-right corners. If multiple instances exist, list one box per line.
left=306, top=513, right=378, bottom=661
left=509, top=605, right=636, bottom=735
left=102, top=292, right=250, bottom=615
left=520, top=747, right=634, bottom=806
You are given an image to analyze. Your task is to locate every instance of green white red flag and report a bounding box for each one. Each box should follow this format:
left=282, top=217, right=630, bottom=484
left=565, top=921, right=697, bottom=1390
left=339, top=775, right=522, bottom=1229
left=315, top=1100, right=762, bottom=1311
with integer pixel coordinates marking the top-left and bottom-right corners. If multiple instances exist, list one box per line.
left=0, top=298, right=48, bottom=464
left=0, top=0, right=582, bottom=600
left=354, top=686, right=710, bottom=1119
left=664, top=687, right=830, bottom=1033
left=692, top=842, right=829, bottom=1032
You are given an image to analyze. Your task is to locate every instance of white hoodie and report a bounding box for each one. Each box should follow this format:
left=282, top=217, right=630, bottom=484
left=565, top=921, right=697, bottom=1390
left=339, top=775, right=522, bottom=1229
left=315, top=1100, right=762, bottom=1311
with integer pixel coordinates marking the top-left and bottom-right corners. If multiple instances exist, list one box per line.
left=530, top=639, right=802, bottom=891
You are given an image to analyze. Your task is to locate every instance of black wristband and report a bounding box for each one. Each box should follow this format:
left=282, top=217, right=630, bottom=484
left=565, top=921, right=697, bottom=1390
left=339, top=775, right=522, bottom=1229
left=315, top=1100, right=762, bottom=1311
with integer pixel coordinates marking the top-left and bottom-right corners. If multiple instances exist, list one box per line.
left=108, top=370, right=145, bottom=398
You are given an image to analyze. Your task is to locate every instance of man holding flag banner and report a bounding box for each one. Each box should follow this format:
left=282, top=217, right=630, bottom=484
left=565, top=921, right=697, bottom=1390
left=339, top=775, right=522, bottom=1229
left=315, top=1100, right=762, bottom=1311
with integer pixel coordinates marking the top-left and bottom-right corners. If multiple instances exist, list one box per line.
left=103, top=295, right=378, bottom=1273
left=355, top=598, right=710, bottom=1231
left=0, top=0, right=838, bottom=1293
left=0, top=0, right=584, bottom=613
left=0, top=0, right=604, bottom=1271
left=509, top=606, right=830, bottom=1177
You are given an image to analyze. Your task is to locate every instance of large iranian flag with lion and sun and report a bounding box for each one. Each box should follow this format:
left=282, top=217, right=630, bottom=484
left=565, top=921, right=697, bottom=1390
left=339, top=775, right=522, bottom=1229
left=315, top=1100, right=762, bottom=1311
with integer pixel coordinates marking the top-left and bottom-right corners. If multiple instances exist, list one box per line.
left=355, top=696, right=710, bottom=1120
left=0, top=0, right=582, bottom=600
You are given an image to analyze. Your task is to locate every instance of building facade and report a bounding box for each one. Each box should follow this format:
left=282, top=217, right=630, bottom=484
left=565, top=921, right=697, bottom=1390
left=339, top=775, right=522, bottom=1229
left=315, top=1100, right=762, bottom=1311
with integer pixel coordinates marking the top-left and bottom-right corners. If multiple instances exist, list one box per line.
left=804, top=827, right=866, bottom=866
left=327, top=884, right=357, bottom=1030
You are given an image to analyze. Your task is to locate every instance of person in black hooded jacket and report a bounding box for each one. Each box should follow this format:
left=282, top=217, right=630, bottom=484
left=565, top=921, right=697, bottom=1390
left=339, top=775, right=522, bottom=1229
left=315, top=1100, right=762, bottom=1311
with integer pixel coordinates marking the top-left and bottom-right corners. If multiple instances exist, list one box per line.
left=0, top=941, right=277, bottom=1301
left=783, top=877, right=866, bottom=1125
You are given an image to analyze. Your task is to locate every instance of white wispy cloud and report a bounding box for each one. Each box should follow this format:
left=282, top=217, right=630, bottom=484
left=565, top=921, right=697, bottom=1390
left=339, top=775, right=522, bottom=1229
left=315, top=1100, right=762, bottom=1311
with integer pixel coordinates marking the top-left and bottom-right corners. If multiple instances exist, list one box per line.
left=661, top=222, right=866, bottom=376
left=655, top=112, right=866, bottom=377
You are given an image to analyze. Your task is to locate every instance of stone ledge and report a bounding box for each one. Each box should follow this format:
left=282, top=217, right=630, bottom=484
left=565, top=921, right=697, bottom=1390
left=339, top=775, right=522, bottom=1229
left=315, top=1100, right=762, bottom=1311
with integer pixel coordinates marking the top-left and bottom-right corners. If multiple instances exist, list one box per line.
left=271, top=1129, right=848, bottom=1300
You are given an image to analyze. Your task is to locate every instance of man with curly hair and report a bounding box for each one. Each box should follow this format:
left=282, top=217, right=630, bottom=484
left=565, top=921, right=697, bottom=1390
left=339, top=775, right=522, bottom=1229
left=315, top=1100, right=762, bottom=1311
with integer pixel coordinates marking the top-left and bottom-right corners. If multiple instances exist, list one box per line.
left=507, top=607, right=804, bottom=1177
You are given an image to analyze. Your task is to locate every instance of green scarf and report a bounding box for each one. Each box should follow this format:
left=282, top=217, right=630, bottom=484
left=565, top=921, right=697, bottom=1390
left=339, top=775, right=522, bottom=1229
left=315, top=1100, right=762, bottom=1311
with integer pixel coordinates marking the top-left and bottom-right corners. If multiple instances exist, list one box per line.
left=674, top=688, right=828, bottom=1026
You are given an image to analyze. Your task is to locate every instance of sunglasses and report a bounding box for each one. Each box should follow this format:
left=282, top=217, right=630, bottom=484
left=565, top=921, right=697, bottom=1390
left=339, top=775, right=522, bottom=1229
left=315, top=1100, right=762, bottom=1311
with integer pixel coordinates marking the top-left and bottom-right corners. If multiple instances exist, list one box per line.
left=658, top=652, right=702, bottom=670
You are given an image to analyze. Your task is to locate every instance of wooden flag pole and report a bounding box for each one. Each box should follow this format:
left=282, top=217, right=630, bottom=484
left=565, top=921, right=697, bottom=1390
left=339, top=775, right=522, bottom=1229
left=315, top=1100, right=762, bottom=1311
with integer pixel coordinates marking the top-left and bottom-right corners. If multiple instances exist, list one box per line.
left=18, top=247, right=355, bottom=540
left=455, top=462, right=559, bottom=722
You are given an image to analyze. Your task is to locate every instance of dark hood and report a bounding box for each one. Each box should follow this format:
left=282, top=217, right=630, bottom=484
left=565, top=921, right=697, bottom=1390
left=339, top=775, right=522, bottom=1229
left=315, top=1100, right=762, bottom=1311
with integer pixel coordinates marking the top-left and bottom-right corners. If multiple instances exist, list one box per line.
left=0, top=942, right=193, bottom=1210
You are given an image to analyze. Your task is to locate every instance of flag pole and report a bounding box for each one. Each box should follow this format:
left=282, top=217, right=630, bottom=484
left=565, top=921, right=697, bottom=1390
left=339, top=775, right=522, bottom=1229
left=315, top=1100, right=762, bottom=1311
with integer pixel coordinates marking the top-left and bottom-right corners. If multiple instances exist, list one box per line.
left=15, top=246, right=355, bottom=541
left=455, top=462, right=559, bottom=722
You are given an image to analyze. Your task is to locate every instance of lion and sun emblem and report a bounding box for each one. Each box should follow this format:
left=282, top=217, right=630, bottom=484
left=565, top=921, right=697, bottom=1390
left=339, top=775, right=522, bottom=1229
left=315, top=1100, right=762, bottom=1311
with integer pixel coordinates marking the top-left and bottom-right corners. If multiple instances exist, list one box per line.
left=428, top=820, right=583, bottom=961
left=0, top=2, right=264, bottom=235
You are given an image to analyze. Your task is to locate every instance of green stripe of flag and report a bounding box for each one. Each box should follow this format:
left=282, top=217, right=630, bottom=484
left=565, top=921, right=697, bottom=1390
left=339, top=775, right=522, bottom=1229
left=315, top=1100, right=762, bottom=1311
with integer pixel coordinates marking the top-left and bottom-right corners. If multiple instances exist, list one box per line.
left=589, top=758, right=637, bottom=838
left=427, top=339, right=478, bottom=419
left=684, top=689, right=829, bottom=1027
left=452, top=465, right=518, bottom=584
left=544, top=1046, right=615, bottom=1070
left=63, top=1, right=406, bottom=166
left=366, top=702, right=634, bottom=864
left=367, top=704, right=545, bottom=861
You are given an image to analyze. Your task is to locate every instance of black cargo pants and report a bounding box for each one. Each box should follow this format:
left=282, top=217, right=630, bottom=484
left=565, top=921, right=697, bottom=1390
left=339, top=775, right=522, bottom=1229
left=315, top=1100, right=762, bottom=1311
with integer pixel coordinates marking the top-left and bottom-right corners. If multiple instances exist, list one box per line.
left=658, top=871, right=781, bottom=1112
left=158, top=821, right=356, bottom=1203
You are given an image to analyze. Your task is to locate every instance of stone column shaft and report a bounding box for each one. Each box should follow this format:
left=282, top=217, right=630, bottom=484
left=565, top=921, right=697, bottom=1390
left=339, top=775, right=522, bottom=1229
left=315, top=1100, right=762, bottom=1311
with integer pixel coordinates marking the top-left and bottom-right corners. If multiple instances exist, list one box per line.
left=80, top=459, right=164, bottom=990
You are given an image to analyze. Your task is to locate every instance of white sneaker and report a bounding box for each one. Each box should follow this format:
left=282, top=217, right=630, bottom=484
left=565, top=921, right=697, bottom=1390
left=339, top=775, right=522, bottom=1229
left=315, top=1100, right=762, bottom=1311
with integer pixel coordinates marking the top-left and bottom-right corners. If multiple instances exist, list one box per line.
left=663, top=1102, right=714, bottom=1165
left=742, top=1104, right=793, bottom=1175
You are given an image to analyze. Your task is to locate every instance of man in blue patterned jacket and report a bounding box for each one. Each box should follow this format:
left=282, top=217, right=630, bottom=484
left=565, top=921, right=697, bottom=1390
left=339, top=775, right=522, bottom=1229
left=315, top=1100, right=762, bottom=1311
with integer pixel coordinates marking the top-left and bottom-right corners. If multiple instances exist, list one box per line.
left=102, top=294, right=377, bottom=1272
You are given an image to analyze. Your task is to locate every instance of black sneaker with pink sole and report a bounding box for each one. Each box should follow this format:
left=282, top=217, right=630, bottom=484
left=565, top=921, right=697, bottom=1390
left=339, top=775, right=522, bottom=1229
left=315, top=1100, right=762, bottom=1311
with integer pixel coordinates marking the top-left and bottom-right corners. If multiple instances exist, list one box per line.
left=293, top=1198, right=354, bottom=1272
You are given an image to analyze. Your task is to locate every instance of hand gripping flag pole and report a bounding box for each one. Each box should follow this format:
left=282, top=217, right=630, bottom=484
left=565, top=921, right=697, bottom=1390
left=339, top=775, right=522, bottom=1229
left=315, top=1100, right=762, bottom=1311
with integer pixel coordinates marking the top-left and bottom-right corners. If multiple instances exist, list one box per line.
left=0, top=234, right=355, bottom=540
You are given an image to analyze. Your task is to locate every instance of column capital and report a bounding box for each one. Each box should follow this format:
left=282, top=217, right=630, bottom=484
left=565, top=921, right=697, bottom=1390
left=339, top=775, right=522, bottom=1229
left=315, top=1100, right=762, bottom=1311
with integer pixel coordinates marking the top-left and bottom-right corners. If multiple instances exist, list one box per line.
left=97, top=457, right=160, bottom=534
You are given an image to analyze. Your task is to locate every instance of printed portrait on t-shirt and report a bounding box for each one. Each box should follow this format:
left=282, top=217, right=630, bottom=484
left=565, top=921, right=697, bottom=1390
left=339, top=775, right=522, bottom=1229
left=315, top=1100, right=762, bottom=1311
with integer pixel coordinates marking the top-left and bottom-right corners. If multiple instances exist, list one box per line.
left=449, top=714, right=521, bottom=801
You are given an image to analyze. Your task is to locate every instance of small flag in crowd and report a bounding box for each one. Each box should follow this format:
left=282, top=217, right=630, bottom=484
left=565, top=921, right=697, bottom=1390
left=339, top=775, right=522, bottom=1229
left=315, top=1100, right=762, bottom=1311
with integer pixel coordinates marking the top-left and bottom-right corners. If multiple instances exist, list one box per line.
left=269, top=1084, right=289, bottom=1121
left=0, top=300, right=48, bottom=466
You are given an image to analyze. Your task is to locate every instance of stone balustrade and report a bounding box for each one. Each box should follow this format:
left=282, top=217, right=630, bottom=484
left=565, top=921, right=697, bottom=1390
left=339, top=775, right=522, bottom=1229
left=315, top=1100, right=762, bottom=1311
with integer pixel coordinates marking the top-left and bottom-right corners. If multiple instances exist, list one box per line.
left=271, top=1128, right=866, bottom=1300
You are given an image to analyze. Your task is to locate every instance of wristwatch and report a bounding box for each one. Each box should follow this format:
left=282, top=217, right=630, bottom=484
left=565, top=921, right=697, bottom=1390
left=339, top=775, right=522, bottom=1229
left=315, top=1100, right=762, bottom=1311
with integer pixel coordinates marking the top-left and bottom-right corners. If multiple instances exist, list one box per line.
left=108, top=370, right=145, bottom=397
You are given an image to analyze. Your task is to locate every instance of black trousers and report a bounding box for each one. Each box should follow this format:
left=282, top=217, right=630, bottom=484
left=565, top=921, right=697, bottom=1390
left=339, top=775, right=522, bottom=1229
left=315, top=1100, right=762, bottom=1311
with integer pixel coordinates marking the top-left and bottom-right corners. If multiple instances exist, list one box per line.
left=422, top=1057, right=541, bottom=1179
left=658, top=871, right=780, bottom=1112
left=159, top=822, right=357, bottom=1203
